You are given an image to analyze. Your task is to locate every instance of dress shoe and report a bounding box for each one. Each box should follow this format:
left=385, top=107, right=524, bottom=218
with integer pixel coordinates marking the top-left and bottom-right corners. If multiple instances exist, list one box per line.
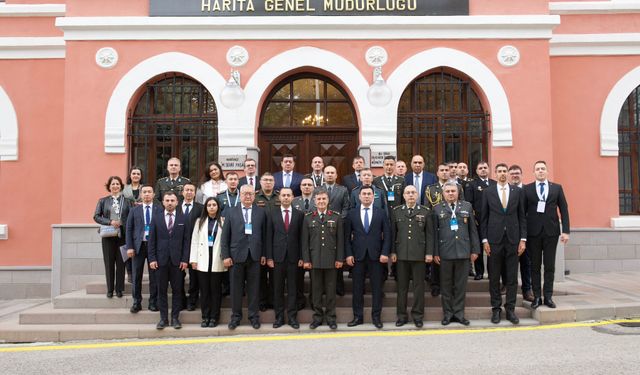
left=395, top=319, right=408, bottom=327
left=106, top=291, right=114, bottom=299
left=296, top=302, right=306, bottom=311
left=116, top=291, right=123, bottom=298
left=468, top=269, right=475, bottom=277
left=187, top=304, right=196, bottom=312
left=156, top=319, right=168, bottom=330
left=329, top=322, right=338, bottom=330
left=506, top=310, right=519, bottom=325
left=531, top=297, right=542, bottom=309
left=347, top=318, right=363, bottom=327
left=441, top=316, right=451, bottom=326
left=130, top=304, right=142, bottom=313
left=544, top=298, right=557, bottom=309
left=171, top=318, right=182, bottom=329
left=251, top=320, right=261, bottom=329
left=309, top=320, right=321, bottom=329
left=208, top=320, right=218, bottom=328
left=474, top=274, right=483, bottom=280
left=201, top=319, right=209, bottom=328
left=127, top=274, right=133, bottom=284
left=491, top=309, right=501, bottom=324
left=336, top=290, right=345, bottom=297
left=228, top=320, right=240, bottom=330
left=458, top=317, right=470, bottom=326
left=431, top=288, right=440, bottom=297
left=273, top=320, right=284, bottom=329
left=523, top=290, right=535, bottom=302
left=414, top=320, right=424, bottom=328
left=259, top=304, right=267, bottom=312
left=148, top=304, right=158, bottom=312
left=289, top=320, right=300, bottom=329
left=373, top=319, right=383, bottom=329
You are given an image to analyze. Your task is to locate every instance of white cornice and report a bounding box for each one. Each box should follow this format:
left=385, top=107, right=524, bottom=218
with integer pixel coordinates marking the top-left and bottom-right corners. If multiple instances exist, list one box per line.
left=0, top=3, right=65, bottom=17
left=55, top=15, right=560, bottom=41
left=550, top=1, right=640, bottom=15
left=0, top=37, right=66, bottom=59
left=550, top=33, right=640, bottom=56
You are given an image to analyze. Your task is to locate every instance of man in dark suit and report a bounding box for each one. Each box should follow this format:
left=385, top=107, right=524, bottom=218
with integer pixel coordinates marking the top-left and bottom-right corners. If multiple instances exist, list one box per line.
left=342, top=155, right=365, bottom=193
left=429, top=182, right=481, bottom=326
left=238, top=158, right=261, bottom=191
left=148, top=191, right=191, bottom=330
left=404, top=155, right=437, bottom=205
left=508, top=164, right=534, bottom=303
left=126, top=184, right=162, bottom=313
left=221, top=184, right=267, bottom=330
left=266, top=187, right=304, bottom=329
left=345, top=186, right=392, bottom=329
left=465, top=161, right=496, bottom=280
left=350, top=169, right=387, bottom=210
left=523, top=161, right=570, bottom=309
left=180, top=183, right=204, bottom=311
left=273, top=155, right=304, bottom=197
left=323, top=166, right=350, bottom=217
left=480, top=163, right=527, bottom=325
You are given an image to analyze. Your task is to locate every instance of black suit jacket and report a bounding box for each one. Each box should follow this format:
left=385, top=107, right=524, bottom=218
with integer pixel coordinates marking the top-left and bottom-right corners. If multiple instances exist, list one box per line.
left=239, top=176, right=261, bottom=192
left=480, top=184, right=527, bottom=245
left=220, top=204, right=267, bottom=263
left=180, top=201, right=204, bottom=231
left=266, top=206, right=304, bottom=263
left=273, top=171, right=304, bottom=197
left=465, top=178, right=497, bottom=224
left=148, top=211, right=190, bottom=267
left=523, top=181, right=570, bottom=237
left=342, top=173, right=361, bottom=194
left=125, top=203, right=163, bottom=254
left=404, top=171, right=437, bottom=205
left=344, top=206, right=391, bottom=261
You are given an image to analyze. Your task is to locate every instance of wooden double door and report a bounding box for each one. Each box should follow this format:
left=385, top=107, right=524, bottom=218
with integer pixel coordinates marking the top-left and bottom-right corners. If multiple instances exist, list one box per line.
left=258, top=129, right=358, bottom=184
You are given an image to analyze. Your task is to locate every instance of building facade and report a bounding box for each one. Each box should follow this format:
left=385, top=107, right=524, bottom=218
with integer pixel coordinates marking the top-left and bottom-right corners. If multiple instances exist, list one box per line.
left=1, top=0, right=640, bottom=298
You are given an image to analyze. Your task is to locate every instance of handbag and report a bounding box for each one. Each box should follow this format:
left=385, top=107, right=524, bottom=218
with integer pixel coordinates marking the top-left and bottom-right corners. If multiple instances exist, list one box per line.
left=99, top=225, right=120, bottom=238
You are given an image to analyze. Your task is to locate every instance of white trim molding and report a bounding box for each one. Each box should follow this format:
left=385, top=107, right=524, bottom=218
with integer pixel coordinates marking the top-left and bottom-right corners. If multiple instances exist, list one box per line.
left=387, top=47, right=513, bottom=147
left=550, top=33, right=640, bottom=56
left=0, top=3, right=65, bottom=17
left=104, top=52, right=227, bottom=153
left=0, top=37, right=65, bottom=59
left=611, top=216, right=640, bottom=229
left=600, top=65, right=640, bottom=156
left=0, top=85, right=18, bottom=161
left=550, top=1, right=640, bottom=15
left=56, top=15, right=560, bottom=41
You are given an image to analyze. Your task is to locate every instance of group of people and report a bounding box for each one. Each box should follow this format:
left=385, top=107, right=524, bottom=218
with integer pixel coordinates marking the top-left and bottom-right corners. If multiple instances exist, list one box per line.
left=93, top=153, right=570, bottom=330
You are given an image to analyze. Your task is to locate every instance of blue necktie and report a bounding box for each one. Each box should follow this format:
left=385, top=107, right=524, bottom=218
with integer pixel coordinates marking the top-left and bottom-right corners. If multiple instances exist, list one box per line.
left=184, top=203, right=191, bottom=217
left=364, top=207, right=370, bottom=233
left=539, top=182, right=545, bottom=200
left=285, top=173, right=291, bottom=188
left=243, top=207, right=249, bottom=223
left=145, top=205, right=151, bottom=225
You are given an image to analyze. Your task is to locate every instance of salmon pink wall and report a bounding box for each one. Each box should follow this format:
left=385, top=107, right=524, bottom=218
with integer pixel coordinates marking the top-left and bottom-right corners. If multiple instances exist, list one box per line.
left=555, top=14, right=640, bottom=34
left=0, top=17, right=61, bottom=37
left=470, top=0, right=548, bottom=15
left=6, top=0, right=65, bottom=4
left=0, top=60, right=64, bottom=266
left=66, top=0, right=148, bottom=17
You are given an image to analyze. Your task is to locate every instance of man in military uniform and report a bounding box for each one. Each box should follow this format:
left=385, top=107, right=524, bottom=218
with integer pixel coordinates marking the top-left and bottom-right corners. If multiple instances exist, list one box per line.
left=292, top=177, right=316, bottom=213
left=155, top=157, right=191, bottom=202
left=217, top=172, right=240, bottom=215
left=390, top=185, right=431, bottom=328
left=302, top=189, right=344, bottom=330
left=305, top=156, right=325, bottom=188
left=350, top=168, right=387, bottom=210
left=254, top=172, right=279, bottom=311
left=322, top=166, right=350, bottom=218
left=428, top=181, right=481, bottom=326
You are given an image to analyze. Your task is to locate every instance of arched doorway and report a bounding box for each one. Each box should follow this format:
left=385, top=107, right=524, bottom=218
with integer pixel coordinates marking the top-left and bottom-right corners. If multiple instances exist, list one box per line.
left=127, top=73, right=218, bottom=183
left=618, top=85, right=640, bottom=214
left=259, top=73, right=358, bottom=181
left=396, top=69, right=489, bottom=175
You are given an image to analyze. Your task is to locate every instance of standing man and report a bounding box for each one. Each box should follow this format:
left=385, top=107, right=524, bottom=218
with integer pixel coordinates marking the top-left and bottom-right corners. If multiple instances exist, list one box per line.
left=221, top=184, right=267, bottom=330
left=350, top=169, right=387, bottom=210
left=292, top=177, right=316, bottom=213
left=148, top=191, right=190, bottom=330
left=218, top=172, right=240, bottom=215
left=480, top=163, right=527, bottom=325
left=266, top=188, right=304, bottom=329
left=345, top=186, right=391, bottom=329
left=255, top=172, right=279, bottom=311
left=126, top=184, right=161, bottom=313
left=373, top=155, right=406, bottom=214
left=465, top=161, right=496, bottom=280
left=404, top=155, right=437, bottom=205
left=155, top=157, right=191, bottom=202
left=239, top=158, right=261, bottom=191
left=323, top=166, right=350, bottom=217
left=508, top=164, right=534, bottom=303
left=342, top=155, right=365, bottom=193
left=447, top=161, right=458, bottom=181
left=180, top=183, right=204, bottom=311
left=429, top=182, right=481, bottom=326
left=523, top=161, right=570, bottom=309
left=302, top=189, right=344, bottom=330
left=395, top=160, right=408, bottom=177
left=391, top=185, right=431, bottom=328
left=306, top=156, right=325, bottom=188
left=273, top=155, right=304, bottom=197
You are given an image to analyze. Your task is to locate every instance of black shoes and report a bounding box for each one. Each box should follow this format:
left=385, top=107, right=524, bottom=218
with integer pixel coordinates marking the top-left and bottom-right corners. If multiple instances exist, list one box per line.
left=347, top=318, right=363, bottom=327
left=414, top=320, right=424, bottom=328
left=130, top=304, right=141, bottom=313
left=187, top=304, right=196, bottom=312
left=544, top=298, right=557, bottom=308
left=116, top=291, right=123, bottom=298
left=458, top=317, right=470, bottom=326
left=209, top=320, right=218, bottom=328
left=273, top=320, right=284, bottom=329
left=491, top=309, right=501, bottom=324
left=148, top=303, right=158, bottom=312
left=106, top=292, right=113, bottom=298
left=289, top=320, right=300, bottom=329
left=531, top=298, right=543, bottom=309
left=201, top=319, right=209, bottom=328
left=373, top=319, right=383, bottom=329
left=441, top=316, right=451, bottom=326
left=156, top=319, right=168, bottom=330
left=329, top=322, right=338, bottom=330
left=395, top=319, right=408, bottom=327
left=431, top=288, right=440, bottom=297
left=309, top=320, right=321, bottom=329
left=474, top=274, right=483, bottom=280
left=251, top=320, right=261, bottom=329
left=171, top=318, right=182, bottom=329
left=506, top=310, right=519, bottom=325
left=228, top=320, right=240, bottom=330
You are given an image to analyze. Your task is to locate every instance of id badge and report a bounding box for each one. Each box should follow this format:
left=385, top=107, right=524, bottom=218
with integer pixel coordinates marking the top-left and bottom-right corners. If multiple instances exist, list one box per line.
left=387, top=191, right=395, bottom=202
left=450, top=217, right=459, bottom=231
left=208, top=235, right=214, bottom=247
left=244, top=223, right=253, bottom=235
left=144, top=225, right=150, bottom=241
left=537, top=200, right=546, bottom=213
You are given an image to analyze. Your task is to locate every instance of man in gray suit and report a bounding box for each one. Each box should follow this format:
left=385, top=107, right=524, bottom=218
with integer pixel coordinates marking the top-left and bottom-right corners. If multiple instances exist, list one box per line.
left=322, top=166, right=349, bottom=217
left=429, top=181, right=481, bottom=326
left=292, top=177, right=316, bottom=213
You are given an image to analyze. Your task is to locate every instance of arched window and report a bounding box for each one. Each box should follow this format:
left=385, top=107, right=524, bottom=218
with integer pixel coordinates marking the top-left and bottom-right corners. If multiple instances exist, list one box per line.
left=397, top=69, right=489, bottom=174
left=127, top=74, right=218, bottom=183
left=618, top=86, right=640, bottom=214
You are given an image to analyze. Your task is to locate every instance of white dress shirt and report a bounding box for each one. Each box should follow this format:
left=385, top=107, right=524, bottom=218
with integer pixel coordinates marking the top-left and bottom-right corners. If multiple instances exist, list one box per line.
left=536, top=179, right=549, bottom=201
left=360, top=205, right=373, bottom=227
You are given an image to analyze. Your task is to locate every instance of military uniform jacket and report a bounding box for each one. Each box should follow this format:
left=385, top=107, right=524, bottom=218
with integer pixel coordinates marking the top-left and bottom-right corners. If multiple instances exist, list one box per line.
left=154, top=176, right=191, bottom=201
left=424, top=182, right=465, bottom=210
left=391, top=205, right=430, bottom=261
left=217, top=189, right=240, bottom=215
left=255, top=190, right=281, bottom=210
left=428, top=200, right=481, bottom=260
left=301, top=211, right=345, bottom=269
left=373, top=175, right=406, bottom=208
left=292, top=195, right=316, bottom=214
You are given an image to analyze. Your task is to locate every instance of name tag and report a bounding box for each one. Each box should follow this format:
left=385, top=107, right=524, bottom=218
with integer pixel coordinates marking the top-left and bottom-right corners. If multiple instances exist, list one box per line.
left=387, top=191, right=395, bottom=202
left=450, top=217, right=459, bottom=231
left=208, top=235, right=214, bottom=247
left=244, top=223, right=253, bottom=235
left=144, top=225, right=150, bottom=241
left=537, top=200, right=546, bottom=213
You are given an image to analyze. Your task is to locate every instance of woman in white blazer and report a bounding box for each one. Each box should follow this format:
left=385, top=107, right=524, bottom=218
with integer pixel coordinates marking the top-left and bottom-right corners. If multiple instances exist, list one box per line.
left=190, top=196, right=226, bottom=327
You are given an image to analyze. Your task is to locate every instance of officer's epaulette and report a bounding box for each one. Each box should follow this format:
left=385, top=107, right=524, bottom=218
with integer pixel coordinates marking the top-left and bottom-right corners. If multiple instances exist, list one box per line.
left=305, top=211, right=313, bottom=216
left=393, top=205, right=403, bottom=210
left=327, top=210, right=333, bottom=215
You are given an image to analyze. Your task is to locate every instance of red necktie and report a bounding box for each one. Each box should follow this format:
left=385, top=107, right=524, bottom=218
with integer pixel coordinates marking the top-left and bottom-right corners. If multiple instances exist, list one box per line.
left=284, top=209, right=290, bottom=232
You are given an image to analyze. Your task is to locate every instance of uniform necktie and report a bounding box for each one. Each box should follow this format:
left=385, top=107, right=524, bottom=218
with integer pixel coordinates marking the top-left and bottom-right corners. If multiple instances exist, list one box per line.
left=145, top=205, right=151, bottom=226
left=320, top=213, right=325, bottom=222
left=304, top=198, right=309, bottom=210
left=539, top=182, right=546, bottom=200
left=501, top=187, right=507, bottom=210
left=451, top=203, right=455, bottom=212
left=408, top=207, right=413, bottom=216
left=284, top=209, right=290, bottom=232
left=167, top=212, right=174, bottom=234
left=184, top=203, right=191, bottom=217
left=363, top=208, right=370, bottom=233
left=386, top=177, right=392, bottom=186
left=285, top=173, right=291, bottom=188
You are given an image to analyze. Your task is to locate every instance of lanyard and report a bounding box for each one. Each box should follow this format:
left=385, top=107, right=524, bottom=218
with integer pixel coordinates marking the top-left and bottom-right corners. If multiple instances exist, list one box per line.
left=226, top=190, right=239, bottom=207
left=380, top=177, right=393, bottom=192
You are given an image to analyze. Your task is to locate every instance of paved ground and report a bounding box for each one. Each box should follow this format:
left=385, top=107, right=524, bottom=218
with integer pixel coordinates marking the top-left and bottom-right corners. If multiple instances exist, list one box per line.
left=1, top=319, right=639, bottom=374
